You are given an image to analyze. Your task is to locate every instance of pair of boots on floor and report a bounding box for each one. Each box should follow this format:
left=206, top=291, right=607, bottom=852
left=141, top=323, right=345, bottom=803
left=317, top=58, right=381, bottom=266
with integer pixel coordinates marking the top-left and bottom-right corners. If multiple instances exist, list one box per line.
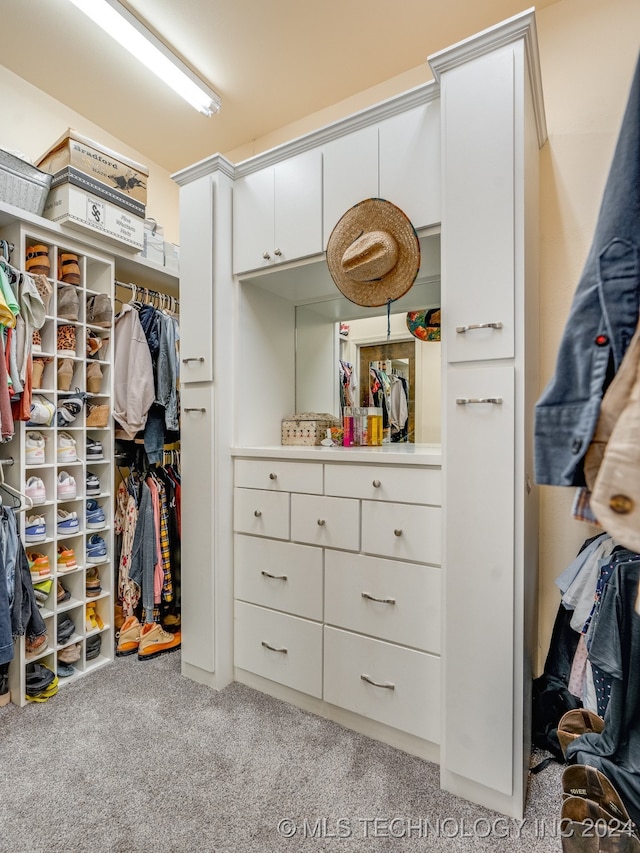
left=115, top=615, right=181, bottom=661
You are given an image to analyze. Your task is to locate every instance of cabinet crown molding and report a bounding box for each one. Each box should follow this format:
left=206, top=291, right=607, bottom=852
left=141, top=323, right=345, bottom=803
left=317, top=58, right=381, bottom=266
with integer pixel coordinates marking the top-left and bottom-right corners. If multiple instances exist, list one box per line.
left=172, top=153, right=236, bottom=186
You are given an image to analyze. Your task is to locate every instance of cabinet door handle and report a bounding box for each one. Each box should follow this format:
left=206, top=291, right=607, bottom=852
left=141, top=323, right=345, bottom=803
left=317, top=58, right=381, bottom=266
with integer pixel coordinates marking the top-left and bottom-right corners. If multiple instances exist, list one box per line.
left=393, top=529, right=403, bottom=537
left=317, top=518, right=326, bottom=526
left=269, top=472, right=278, bottom=480
left=262, top=251, right=271, bottom=260
left=254, top=510, right=262, bottom=517
left=274, top=248, right=282, bottom=257
left=455, top=397, right=503, bottom=405
left=361, top=592, right=396, bottom=605
left=261, top=641, right=287, bottom=654
left=372, top=479, right=381, bottom=488
left=183, top=407, right=207, bottom=413
left=361, top=674, right=395, bottom=690
left=455, top=322, right=503, bottom=333
left=182, top=357, right=205, bottom=363
left=261, top=570, right=287, bottom=581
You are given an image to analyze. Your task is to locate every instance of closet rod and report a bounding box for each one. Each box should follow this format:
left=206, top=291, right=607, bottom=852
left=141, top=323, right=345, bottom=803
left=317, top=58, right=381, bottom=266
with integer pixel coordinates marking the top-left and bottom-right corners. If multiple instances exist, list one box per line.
left=116, top=280, right=180, bottom=308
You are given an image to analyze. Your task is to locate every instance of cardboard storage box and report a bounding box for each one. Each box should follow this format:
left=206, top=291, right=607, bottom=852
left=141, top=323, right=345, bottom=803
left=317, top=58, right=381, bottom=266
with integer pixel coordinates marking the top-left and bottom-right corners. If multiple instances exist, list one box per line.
left=0, top=149, right=52, bottom=216
left=164, top=242, right=180, bottom=274
left=281, top=413, right=341, bottom=446
left=141, top=219, right=164, bottom=265
left=50, top=166, right=145, bottom=218
left=37, top=129, right=148, bottom=210
left=43, top=184, right=144, bottom=250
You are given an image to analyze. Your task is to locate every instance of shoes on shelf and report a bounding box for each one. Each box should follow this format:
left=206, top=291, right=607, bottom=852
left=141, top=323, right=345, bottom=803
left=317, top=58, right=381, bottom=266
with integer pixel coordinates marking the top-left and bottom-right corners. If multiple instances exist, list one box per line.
left=86, top=471, right=101, bottom=496
left=86, top=330, right=108, bottom=358
left=57, top=432, right=77, bottom=463
left=27, top=551, right=51, bottom=582
left=85, top=633, right=102, bottom=661
left=57, top=389, right=87, bottom=427
left=25, top=476, right=47, bottom=504
left=86, top=362, right=103, bottom=394
left=25, top=666, right=58, bottom=702
left=56, top=580, right=71, bottom=603
left=86, top=437, right=103, bottom=461
left=85, top=601, right=104, bottom=632
left=27, top=395, right=55, bottom=428
left=58, top=642, right=81, bottom=663
left=32, top=329, right=42, bottom=353
left=86, top=294, right=112, bottom=328
left=57, top=471, right=77, bottom=501
left=57, top=662, right=75, bottom=679
left=57, top=324, right=76, bottom=356
left=86, top=404, right=109, bottom=428
left=24, top=634, right=48, bottom=656
left=86, top=533, right=107, bottom=564
left=56, top=616, right=75, bottom=644
left=57, top=284, right=79, bottom=320
left=57, top=358, right=74, bottom=392
left=25, top=515, right=47, bottom=543
left=85, top=566, right=102, bottom=598
left=34, top=274, right=53, bottom=314
left=115, top=615, right=141, bottom=657
left=58, top=253, right=80, bottom=286
left=86, top=499, right=106, bottom=530
left=137, top=623, right=181, bottom=661
left=32, top=357, right=52, bottom=390
left=25, top=431, right=46, bottom=465
left=57, top=544, right=78, bottom=573
left=25, top=245, right=50, bottom=277
left=57, top=509, right=79, bottom=536
left=32, top=577, right=53, bottom=606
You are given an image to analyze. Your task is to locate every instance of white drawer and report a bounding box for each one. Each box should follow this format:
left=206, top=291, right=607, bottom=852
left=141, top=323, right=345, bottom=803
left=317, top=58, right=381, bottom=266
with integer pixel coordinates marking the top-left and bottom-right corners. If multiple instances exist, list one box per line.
left=324, top=550, right=440, bottom=653
left=323, top=626, right=440, bottom=742
left=235, top=458, right=323, bottom=494
left=234, top=488, right=290, bottom=540
left=234, top=601, right=322, bottom=698
left=325, top=463, right=441, bottom=505
left=362, top=501, right=441, bottom=564
left=235, top=534, right=323, bottom=620
left=291, top=493, right=360, bottom=551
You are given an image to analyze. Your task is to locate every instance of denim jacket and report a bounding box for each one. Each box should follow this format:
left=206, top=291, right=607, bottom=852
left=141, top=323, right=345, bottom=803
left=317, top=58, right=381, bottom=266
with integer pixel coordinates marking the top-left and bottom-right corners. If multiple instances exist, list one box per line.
left=534, top=53, right=640, bottom=487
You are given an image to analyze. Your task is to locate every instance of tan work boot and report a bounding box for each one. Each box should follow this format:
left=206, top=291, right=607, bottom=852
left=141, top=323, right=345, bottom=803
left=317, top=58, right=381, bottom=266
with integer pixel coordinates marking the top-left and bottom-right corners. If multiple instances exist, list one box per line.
left=137, top=622, right=181, bottom=661
left=115, top=615, right=142, bottom=657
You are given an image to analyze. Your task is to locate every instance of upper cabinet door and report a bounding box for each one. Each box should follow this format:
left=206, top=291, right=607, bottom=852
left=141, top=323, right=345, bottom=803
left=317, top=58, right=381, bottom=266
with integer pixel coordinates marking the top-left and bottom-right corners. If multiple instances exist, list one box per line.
left=322, top=125, right=378, bottom=247
left=233, top=149, right=322, bottom=275
left=441, top=46, right=516, bottom=363
left=379, top=101, right=441, bottom=231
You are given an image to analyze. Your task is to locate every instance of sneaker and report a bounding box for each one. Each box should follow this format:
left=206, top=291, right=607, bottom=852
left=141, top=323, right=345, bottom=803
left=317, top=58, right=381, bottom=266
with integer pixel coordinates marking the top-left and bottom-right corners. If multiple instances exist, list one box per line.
left=25, top=515, right=47, bottom=543
left=57, top=389, right=87, bottom=426
left=86, top=437, right=103, bottom=461
left=57, top=323, right=76, bottom=356
left=86, top=471, right=101, bottom=496
left=56, top=580, right=71, bottom=603
left=27, top=395, right=55, bottom=427
left=57, top=544, right=78, bottom=573
left=85, top=499, right=106, bottom=530
left=115, top=615, right=141, bottom=657
left=25, top=476, right=47, bottom=504
left=57, top=509, right=79, bottom=536
left=86, top=533, right=107, bottom=564
left=57, top=432, right=77, bottom=463
left=57, top=471, right=77, bottom=500
left=25, top=431, right=46, bottom=465
left=33, top=577, right=53, bottom=605
left=137, top=623, right=181, bottom=661
left=27, top=551, right=51, bottom=582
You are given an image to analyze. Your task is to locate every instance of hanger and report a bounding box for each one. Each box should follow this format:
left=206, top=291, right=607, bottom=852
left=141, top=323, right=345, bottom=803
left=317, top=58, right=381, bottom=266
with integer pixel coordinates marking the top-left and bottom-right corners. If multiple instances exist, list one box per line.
left=0, top=459, right=33, bottom=512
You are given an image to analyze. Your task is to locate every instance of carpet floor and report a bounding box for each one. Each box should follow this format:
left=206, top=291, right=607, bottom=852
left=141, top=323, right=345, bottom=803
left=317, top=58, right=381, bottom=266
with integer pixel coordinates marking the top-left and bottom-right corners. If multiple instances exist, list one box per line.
left=0, top=652, right=564, bottom=853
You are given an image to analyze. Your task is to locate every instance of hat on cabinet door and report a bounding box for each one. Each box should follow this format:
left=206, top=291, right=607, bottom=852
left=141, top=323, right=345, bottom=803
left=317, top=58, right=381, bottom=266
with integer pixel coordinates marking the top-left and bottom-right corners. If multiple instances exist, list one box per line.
left=406, top=308, right=441, bottom=341
left=326, top=198, right=421, bottom=307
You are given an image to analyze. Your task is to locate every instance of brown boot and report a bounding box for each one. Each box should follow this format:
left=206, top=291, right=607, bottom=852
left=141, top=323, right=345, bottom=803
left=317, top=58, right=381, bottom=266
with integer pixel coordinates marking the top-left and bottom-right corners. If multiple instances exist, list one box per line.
left=86, top=362, right=103, bottom=394
left=115, top=615, right=142, bottom=657
left=57, top=359, right=74, bottom=391
left=137, top=623, right=181, bottom=661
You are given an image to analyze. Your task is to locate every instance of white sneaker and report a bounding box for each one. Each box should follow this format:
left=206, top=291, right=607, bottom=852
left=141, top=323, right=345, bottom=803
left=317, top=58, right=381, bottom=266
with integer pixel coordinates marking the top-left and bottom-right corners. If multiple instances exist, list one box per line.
left=57, top=471, right=77, bottom=501
left=25, top=431, right=46, bottom=465
left=57, top=431, right=77, bottom=463
left=25, top=476, right=47, bottom=504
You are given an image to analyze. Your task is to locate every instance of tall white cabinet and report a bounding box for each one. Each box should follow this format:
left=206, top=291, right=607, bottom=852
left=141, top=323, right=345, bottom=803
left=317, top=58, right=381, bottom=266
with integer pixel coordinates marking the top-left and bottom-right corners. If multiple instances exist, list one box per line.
left=174, top=10, right=546, bottom=819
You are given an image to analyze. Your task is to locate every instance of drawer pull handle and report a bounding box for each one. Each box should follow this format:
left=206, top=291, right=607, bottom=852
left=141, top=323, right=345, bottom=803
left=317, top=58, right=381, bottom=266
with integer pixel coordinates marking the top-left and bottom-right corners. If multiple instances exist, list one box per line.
left=361, top=674, right=395, bottom=690
left=254, top=510, right=262, bottom=517
left=456, top=321, right=503, bottom=333
left=182, top=357, right=205, bottom=364
left=269, top=472, right=278, bottom=480
left=261, top=571, right=287, bottom=581
left=455, top=397, right=503, bottom=405
left=393, top=528, right=403, bottom=537
left=372, top=479, right=381, bottom=488
left=317, top=518, right=325, bottom=526
left=183, top=407, right=207, bottom=413
left=361, top=592, right=396, bottom=605
left=261, top=641, right=287, bottom=654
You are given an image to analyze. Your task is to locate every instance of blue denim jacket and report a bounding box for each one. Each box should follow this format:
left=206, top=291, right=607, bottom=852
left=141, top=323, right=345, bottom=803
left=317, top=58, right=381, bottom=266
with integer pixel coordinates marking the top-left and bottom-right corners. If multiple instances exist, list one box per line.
left=534, top=53, right=640, bottom=487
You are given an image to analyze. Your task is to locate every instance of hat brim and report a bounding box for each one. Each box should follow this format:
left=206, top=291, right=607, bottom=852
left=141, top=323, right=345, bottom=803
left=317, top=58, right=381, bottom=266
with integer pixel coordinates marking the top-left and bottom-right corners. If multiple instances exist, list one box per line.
left=406, top=308, right=441, bottom=341
left=326, top=198, right=421, bottom=307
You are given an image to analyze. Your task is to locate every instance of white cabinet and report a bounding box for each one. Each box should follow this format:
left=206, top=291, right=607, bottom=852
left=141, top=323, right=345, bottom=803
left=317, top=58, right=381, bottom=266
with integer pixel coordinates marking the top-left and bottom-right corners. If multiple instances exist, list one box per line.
left=233, top=149, right=322, bottom=274
left=322, top=126, right=378, bottom=242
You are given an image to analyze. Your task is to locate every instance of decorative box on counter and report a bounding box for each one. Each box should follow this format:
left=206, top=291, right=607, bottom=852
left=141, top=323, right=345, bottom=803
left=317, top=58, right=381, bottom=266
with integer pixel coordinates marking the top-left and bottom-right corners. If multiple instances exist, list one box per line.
left=281, top=412, right=341, bottom=446
left=0, top=148, right=52, bottom=216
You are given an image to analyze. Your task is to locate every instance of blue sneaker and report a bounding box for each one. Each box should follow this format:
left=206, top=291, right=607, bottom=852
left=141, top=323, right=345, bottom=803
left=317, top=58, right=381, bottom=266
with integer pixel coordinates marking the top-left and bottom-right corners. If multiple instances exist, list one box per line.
left=86, top=500, right=106, bottom=530
left=86, top=534, right=107, bottom=564
left=25, top=515, right=47, bottom=543
left=57, top=509, right=79, bottom=535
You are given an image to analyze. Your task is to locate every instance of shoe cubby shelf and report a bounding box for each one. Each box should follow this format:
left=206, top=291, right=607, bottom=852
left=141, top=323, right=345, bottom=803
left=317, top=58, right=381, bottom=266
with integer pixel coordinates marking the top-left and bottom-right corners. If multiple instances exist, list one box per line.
left=0, top=218, right=116, bottom=707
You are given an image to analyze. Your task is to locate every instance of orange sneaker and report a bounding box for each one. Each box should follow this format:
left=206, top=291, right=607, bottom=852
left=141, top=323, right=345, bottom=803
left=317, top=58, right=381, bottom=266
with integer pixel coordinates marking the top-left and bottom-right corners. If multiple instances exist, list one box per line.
left=57, top=544, right=77, bottom=573
left=27, top=552, right=51, bottom=582
left=115, top=615, right=142, bottom=657
left=137, top=623, right=181, bottom=661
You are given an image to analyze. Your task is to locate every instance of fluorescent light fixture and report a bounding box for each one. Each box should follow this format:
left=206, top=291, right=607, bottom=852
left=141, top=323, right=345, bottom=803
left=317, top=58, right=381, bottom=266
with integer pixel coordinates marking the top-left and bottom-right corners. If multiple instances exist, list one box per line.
left=66, top=0, right=221, bottom=116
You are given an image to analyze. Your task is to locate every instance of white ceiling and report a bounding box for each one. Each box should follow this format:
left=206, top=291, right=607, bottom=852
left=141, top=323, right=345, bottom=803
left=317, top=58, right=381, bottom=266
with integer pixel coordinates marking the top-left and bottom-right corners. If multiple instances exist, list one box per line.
left=2, top=0, right=559, bottom=174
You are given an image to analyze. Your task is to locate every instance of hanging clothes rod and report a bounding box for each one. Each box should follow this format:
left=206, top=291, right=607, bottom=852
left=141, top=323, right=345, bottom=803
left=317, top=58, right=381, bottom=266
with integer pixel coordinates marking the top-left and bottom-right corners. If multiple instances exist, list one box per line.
left=115, top=280, right=179, bottom=311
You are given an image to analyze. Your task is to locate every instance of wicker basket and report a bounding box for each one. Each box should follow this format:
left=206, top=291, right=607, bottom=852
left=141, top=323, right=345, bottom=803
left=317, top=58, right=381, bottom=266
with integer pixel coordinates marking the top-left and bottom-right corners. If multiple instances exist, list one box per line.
left=0, top=149, right=52, bottom=216
left=281, top=412, right=341, bottom=446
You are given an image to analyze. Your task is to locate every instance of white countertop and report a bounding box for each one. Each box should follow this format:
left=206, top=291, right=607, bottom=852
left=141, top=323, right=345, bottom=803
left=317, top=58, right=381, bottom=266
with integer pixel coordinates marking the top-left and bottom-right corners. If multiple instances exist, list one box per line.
left=230, top=443, right=442, bottom=466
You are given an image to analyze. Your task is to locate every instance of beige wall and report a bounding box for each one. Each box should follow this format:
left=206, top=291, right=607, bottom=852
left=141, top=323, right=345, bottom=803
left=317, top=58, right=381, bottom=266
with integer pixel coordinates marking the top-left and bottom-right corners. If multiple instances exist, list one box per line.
left=3, top=0, right=639, bottom=670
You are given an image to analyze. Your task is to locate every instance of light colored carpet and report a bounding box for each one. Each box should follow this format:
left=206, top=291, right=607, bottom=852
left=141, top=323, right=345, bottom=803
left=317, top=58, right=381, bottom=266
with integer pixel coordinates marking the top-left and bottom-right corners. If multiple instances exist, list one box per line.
left=0, top=652, right=564, bottom=853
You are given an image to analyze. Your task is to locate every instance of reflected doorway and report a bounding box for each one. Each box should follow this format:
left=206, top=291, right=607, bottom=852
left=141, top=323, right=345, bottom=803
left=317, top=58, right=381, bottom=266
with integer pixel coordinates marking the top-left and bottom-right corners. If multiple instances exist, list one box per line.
left=359, top=340, right=415, bottom=443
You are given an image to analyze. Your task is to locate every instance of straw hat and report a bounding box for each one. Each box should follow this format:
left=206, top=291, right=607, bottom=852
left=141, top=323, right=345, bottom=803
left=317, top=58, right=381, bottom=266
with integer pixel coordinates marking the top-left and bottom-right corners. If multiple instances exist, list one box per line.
left=326, top=198, right=420, bottom=307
